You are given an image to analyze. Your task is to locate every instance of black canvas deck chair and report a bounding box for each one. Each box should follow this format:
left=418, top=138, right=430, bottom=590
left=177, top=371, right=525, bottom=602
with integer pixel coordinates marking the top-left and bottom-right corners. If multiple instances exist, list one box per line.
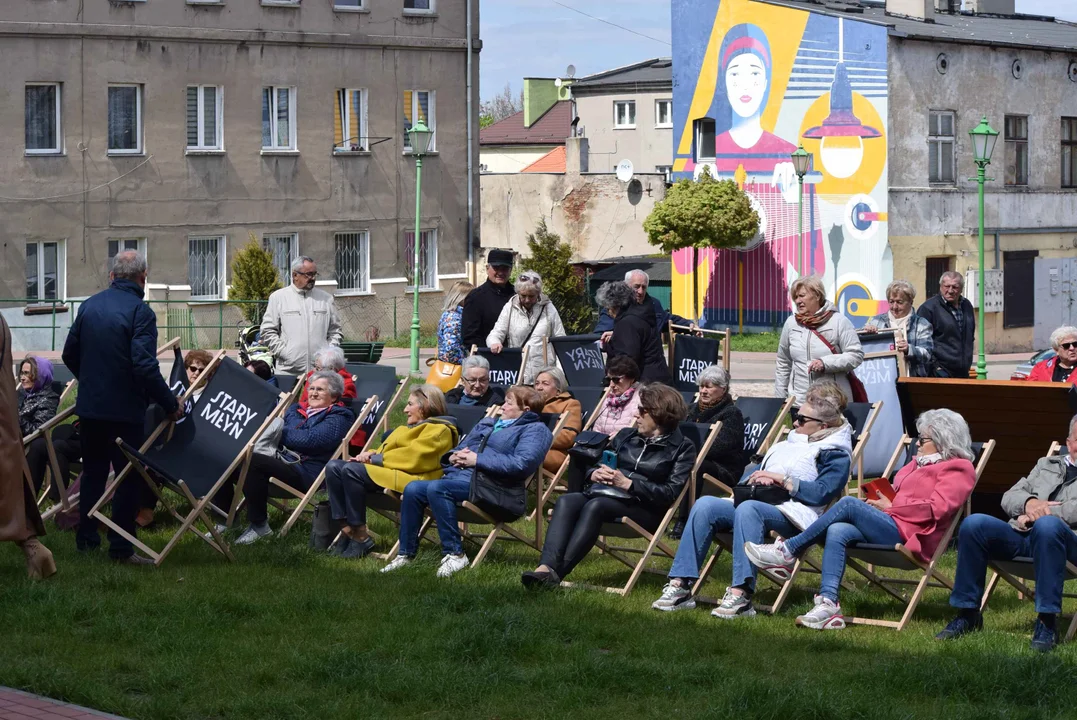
left=549, top=334, right=606, bottom=387
left=668, top=325, right=731, bottom=392
left=842, top=436, right=995, bottom=631
left=351, top=364, right=406, bottom=452
left=979, top=441, right=1077, bottom=643
left=470, top=345, right=528, bottom=388
left=733, top=396, right=795, bottom=470
left=561, top=420, right=722, bottom=597
left=274, top=374, right=299, bottom=393
left=445, top=402, right=497, bottom=438
left=88, top=355, right=289, bottom=565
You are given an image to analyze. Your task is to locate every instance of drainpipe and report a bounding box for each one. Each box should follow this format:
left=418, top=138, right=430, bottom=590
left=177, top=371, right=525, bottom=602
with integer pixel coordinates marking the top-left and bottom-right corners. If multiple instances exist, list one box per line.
left=985, top=226, right=1077, bottom=269
left=466, top=0, right=475, bottom=281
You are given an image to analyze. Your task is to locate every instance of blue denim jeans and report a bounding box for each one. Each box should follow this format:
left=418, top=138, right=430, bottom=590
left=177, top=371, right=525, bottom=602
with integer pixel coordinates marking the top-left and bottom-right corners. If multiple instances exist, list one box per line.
left=950, top=513, right=1077, bottom=614
left=398, top=476, right=472, bottom=557
left=668, top=497, right=798, bottom=594
left=784, top=496, right=902, bottom=603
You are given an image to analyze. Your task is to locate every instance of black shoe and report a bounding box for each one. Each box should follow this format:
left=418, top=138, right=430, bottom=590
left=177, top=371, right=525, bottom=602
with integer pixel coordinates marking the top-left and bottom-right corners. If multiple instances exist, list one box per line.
left=112, top=552, right=155, bottom=566
left=935, top=611, right=983, bottom=640
left=668, top=520, right=686, bottom=540
left=329, top=535, right=353, bottom=557
left=521, top=568, right=561, bottom=590
left=340, top=536, right=376, bottom=559
left=1031, top=619, right=1059, bottom=653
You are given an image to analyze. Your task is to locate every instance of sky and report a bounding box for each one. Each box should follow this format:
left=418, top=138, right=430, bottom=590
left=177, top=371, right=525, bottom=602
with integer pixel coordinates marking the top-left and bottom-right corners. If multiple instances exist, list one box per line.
left=479, top=0, right=1077, bottom=100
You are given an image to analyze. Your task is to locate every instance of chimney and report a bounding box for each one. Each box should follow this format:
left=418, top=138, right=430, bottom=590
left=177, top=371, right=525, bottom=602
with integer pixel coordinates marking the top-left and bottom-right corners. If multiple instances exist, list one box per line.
left=565, top=137, right=589, bottom=175
left=885, top=0, right=935, bottom=20
left=523, top=78, right=559, bottom=129
left=965, top=0, right=1016, bottom=14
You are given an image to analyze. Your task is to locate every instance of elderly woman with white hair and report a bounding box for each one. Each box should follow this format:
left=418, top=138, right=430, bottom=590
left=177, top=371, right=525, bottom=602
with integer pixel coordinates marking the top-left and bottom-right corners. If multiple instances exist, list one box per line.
left=1025, top=326, right=1077, bottom=384
left=861, top=279, right=935, bottom=377
left=533, top=366, right=582, bottom=473
left=487, top=270, right=566, bottom=384
left=300, top=345, right=357, bottom=403
left=445, top=355, right=505, bottom=407
left=745, top=408, right=976, bottom=631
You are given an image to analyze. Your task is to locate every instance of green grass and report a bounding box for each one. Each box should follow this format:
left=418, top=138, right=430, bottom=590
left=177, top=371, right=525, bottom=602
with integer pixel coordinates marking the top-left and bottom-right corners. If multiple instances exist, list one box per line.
left=381, top=334, right=438, bottom=349
left=729, top=332, right=781, bottom=354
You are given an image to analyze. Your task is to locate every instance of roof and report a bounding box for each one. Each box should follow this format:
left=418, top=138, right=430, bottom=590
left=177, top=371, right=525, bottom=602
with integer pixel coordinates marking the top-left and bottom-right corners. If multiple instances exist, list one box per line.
left=479, top=100, right=574, bottom=147
left=521, top=146, right=567, bottom=173
left=570, top=57, right=673, bottom=94
left=584, top=255, right=672, bottom=283
left=759, top=0, right=1077, bottom=52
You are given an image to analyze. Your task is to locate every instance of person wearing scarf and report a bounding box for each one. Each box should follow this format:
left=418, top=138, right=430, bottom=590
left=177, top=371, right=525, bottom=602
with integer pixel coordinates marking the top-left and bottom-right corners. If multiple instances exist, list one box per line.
left=745, top=409, right=976, bottom=631
left=861, top=279, right=936, bottom=377
left=18, top=355, right=58, bottom=437
left=776, top=276, right=864, bottom=404
left=590, top=355, right=642, bottom=436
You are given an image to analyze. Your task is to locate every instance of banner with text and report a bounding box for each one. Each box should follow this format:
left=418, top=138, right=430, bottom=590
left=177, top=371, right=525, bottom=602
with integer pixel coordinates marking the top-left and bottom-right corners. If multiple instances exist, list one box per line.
left=475, top=347, right=524, bottom=386
left=854, top=334, right=905, bottom=478
left=672, top=335, right=721, bottom=392
left=550, top=334, right=606, bottom=387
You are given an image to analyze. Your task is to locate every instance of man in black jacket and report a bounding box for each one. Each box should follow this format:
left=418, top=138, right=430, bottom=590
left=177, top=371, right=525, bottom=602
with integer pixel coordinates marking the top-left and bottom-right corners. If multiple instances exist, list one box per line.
left=916, top=271, right=975, bottom=378
left=461, top=248, right=515, bottom=350
left=62, top=251, right=182, bottom=563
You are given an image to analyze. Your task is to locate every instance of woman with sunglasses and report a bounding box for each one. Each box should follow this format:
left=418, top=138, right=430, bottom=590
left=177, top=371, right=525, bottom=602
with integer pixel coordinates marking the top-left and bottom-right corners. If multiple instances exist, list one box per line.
left=20, top=356, right=81, bottom=509
left=745, top=409, right=975, bottom=631
left=486, top=271, right=566, bottom=384
left=590, top=355, right=642, bottom=437
left=652, top=385, right=851, bottom=618
left=1025, top=326, right=1077, bottom=384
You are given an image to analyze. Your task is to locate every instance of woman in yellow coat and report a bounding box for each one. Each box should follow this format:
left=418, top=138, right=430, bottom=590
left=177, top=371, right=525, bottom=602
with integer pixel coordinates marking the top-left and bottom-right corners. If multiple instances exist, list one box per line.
left=323, top=384, right=459, bottom=559
left=533, top=366, right=582, bottom=474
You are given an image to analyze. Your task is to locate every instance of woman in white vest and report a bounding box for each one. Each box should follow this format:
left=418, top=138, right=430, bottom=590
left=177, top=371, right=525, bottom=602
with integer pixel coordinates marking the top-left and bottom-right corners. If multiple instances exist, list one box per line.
left=651, top=383, right=853, bottom=618
left=486, top=271, right=566, bottom=385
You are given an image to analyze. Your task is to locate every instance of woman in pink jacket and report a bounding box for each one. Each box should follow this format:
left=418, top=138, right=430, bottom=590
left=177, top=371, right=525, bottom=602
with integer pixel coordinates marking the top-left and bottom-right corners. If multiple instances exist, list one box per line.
left=744, top=408, right=976, bottom=631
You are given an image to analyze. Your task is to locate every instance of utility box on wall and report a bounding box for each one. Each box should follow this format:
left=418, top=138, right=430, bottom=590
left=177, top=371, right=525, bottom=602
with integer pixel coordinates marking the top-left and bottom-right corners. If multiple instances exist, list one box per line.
left=965, top=269, right=1004, bottom=312
left=1034, top=258, right=1077, bottom=348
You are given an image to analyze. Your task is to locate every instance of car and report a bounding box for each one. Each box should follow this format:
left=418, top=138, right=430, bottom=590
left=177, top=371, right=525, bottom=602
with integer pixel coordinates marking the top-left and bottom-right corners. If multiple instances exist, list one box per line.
left=1010, top=348, right=1056, bottom=381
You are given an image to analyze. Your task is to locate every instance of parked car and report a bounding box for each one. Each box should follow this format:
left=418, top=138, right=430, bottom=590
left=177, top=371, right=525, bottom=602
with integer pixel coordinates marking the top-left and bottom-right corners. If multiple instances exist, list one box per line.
left=1011, top=349, right=1055, bottom=381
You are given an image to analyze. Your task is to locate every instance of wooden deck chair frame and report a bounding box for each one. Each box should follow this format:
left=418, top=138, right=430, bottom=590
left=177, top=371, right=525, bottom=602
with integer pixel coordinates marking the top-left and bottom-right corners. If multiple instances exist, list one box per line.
left=88, top=351, right=292, bottom=565
left=560, top=420, right=723, bottom=597
left=840, top=436, right=996, bottom=631
left=667, top=322, right=731, bottom=373
left=348, top=371, right=408, bottom=454
left=469, top=344, right=529, bottom=386
left=29, top=338, right=181, bottom=521
left=978, top=440, right=1077, bottom=643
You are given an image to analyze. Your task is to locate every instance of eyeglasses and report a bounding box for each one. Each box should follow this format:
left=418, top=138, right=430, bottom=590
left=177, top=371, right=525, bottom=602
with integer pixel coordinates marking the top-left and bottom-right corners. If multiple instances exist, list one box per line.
left=462, top=375, right=489, bottom=386
left=307, top=386, right=327, bottom=394
left=186, top=365, right=206, bottom=375
left=792, top=412, right=825, bottom=426
left=606, top=375, right=625, bottom=385
left=1061, top=341, right=1077, bottom=351
left=18, top=370, right=32, bottom=378
left=294, top=271, right=318, bottom=279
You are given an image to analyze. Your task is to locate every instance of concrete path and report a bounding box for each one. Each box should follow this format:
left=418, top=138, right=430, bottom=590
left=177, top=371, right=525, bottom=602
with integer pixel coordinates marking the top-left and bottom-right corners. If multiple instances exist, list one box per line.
left=0, top=687, right=128, bottom=720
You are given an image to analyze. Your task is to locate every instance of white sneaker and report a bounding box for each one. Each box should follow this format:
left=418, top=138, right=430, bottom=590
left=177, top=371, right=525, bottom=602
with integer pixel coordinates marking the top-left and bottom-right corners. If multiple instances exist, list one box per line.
left=201, top=523, right=229, bottom=541
left=743, top=539, right=796, bottom=580
left=436, top=553, right=470, bottom=578
left=235, top=523, right=272, bottom=546
left=796, top=595, right=846, bottom=630
left=710, top=587, right=757, bottom=619
left=381, top=555, right=413, bottom=573
left=652, top=582, right=696, bottom=612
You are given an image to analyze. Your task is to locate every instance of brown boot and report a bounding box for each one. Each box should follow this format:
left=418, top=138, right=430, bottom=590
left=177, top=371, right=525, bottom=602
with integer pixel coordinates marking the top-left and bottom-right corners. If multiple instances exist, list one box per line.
left=19, top=537, right=57, bottom=580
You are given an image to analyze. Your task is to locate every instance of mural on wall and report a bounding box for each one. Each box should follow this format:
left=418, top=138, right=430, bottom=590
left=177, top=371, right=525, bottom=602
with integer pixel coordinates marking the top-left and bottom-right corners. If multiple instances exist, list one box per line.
left=670, top=0, right=890, bottom=330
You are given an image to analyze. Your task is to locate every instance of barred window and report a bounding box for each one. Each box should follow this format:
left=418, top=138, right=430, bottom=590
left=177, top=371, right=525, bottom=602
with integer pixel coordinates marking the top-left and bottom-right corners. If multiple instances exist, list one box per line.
left=263, top=233, right=298, bottom=286
left=335, top=231, right=369, bottom=293
left=188, top=236, right=225, bottom=299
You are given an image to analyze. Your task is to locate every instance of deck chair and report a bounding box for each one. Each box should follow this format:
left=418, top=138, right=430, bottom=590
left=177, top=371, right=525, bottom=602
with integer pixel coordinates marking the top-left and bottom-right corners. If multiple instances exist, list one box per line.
left=534, top=385, right=612, bottom=516
left=351, top=364, right=406, bottom=452
left=979, top=441, right=1077, bottom=643
left=561, top=420, right=722, bottom=597
left=842, top=401, right=883, bottom=493
left=274, top=374, right=299, bottom=393
left=549, top=334, right=606, bottom=387
left=734, top=396, right=795, bottom=469
left=470, top=345, right=528, bottom=387
left=842, top=436, right=996, bottom=631
left=668, top=325, right=731, bottom=390
left=88, top=356, right=289, bottom=565
left=445, top=402, right=497, bottom=437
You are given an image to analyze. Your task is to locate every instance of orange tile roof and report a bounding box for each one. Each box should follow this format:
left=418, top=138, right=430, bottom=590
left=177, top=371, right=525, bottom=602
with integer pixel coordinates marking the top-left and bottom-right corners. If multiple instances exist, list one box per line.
left=521, top=146, right=566, bottom=173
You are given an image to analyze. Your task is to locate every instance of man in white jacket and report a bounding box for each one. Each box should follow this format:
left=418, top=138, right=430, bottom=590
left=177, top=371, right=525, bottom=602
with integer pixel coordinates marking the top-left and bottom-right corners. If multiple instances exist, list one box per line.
left=260, top=256, right=342, bottom=375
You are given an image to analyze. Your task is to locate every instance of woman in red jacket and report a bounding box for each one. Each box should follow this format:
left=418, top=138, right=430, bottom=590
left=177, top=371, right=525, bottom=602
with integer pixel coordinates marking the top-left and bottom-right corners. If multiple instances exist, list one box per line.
left=299, top=345, right=357, bottom=402
left=1026, top=326, right=1077, bottom=384
left=744, top=408, right=976, bottom=631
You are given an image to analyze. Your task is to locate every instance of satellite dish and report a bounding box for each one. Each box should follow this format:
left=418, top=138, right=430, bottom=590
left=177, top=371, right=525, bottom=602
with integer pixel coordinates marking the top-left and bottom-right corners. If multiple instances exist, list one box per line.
left=566, top=64, right=576, bottom=78
left=554, top=78, right=562, bottom=87
left=615, top=159, right=634, bottom=183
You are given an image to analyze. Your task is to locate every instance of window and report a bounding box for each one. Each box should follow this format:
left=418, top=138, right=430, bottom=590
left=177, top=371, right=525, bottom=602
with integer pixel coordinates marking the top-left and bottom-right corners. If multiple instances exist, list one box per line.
left=335, top=231, right=370, bottom=293
left=1004, top=115, right=1028, bottom=186
left=186, top=86, right=223, bottom=152
left=404, top=229, right=437, bottom=290
left=1062, top=117, right=1077, bottom=189
left=655, top=99, right=672, bottom=128
left=403, top=0, right=433, bottom=12
left=695, top=118, right=716, bottom=161
left=263, top=233, right=298, bottom=286
left=928, top=110, right=956, bottom=184
left=108, top=85, right=142, bottom=154
left=107, top=238, right=146, bottom=270
left=403, top=90, right=436, bottom=151
left=26, top=241, right=65, bottom=302
left=25, top=83, right=62, bottom=154
left=188, top=236, right=225, bottom=299
left=655, top=165, right=673, bottom=182
left=614, top=101, right=636, bottom=129
left=335, top=89, right=368, bottom=152
left=262, top=87, right=297, bottom=151
left=334, top=0, right=364, bottom=8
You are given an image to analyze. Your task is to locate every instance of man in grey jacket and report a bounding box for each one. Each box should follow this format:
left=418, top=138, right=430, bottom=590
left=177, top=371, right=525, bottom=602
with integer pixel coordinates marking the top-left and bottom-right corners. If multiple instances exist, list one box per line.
left=937, top=415, right=1077, bottom=652
left=260, top=256, right=342, bottom=375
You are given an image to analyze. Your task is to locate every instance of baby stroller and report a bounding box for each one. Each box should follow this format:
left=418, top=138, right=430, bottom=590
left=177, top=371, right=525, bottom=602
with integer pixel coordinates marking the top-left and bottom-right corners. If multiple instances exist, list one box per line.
left=237, top=324, right=276, bottom=374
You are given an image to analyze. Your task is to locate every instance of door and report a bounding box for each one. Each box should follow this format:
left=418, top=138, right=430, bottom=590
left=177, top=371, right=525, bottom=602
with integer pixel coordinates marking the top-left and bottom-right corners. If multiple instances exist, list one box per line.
left=1003, top=250, right=1036, bottom=328
left=1033, top=258, right=1077, bottom=348
left=924, top=257, right=953, bottom=301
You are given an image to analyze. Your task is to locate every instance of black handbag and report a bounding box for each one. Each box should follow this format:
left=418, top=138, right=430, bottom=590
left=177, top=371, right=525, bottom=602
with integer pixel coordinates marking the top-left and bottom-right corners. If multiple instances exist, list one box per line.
left=583, top=483, right=635, bottom=501
left=732, top=483, right=791, bottom=507
left=568, top=430, right=610, bottom=464
left=467, top=434, right=527, bottom=522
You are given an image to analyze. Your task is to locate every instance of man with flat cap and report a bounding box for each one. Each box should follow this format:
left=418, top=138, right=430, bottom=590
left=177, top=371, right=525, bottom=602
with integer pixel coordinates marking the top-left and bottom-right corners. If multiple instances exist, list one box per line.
left=461, top=248, right=516, bottom=350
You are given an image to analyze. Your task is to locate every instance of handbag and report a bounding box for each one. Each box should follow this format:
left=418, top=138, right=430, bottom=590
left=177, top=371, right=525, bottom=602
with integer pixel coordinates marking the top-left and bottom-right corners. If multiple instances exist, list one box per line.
left=732, top=483, right=792, bottom=507
left=309, top=500, right=334, bottom=550
left=467, top=434, right=527, bottom=522
left=807, top=327, right=869, bottom=403
left=567, top=430, right=610, bottom=464
left=583, top=483, right=635, bottom=501
left=425, top=358, right=462, bottom=393
left=253, top=416, right=302, bottom=465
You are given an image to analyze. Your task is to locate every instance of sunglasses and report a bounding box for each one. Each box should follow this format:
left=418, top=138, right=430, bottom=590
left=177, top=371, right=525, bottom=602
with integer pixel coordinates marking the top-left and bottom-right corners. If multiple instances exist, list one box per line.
left=187, top=365, right=206, bottom=375
left=792, top=412, right=824, bottom=426
left=606, top=375, right=626, bottom=385
left=1061, top=341, right=1077, bottom=351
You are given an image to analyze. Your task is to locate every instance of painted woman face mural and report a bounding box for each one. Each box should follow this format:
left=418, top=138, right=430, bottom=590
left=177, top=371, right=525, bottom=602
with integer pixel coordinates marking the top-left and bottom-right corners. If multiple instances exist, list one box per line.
left=724, top=48, right=767, bottom=121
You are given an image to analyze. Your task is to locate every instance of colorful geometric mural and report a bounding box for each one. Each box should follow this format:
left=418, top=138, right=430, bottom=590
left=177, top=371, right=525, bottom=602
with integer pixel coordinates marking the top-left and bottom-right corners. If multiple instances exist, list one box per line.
left=670, top=0, right=890, bottom=330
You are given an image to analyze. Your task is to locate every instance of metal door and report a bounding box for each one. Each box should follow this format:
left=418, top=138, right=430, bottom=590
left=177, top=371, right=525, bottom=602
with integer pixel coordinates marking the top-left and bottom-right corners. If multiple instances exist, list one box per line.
left=1033, top=258, right=1077, bottom=349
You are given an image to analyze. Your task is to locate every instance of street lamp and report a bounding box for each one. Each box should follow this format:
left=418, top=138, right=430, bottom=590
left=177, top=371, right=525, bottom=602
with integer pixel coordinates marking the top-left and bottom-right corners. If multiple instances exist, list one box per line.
left=968, top=116, right=998, bottom=381
left=407, top=119, right=433, bottom=374
left=790, top=144, right=812, bottom=275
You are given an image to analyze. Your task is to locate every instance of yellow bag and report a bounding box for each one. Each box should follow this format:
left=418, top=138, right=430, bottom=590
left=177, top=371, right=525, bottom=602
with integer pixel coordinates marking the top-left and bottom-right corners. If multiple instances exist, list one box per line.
left=425, top=358, right=461, bottom=392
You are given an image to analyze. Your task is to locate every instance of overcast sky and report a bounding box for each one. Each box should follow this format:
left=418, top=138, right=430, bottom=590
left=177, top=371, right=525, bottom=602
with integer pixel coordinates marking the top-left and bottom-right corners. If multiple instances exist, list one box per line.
left=480, top=0, right=1077, bottom=99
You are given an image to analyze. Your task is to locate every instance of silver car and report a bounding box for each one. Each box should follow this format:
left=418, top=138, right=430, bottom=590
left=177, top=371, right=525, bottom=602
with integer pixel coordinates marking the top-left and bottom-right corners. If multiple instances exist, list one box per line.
left=1010, top=348, right=1056, bottom=381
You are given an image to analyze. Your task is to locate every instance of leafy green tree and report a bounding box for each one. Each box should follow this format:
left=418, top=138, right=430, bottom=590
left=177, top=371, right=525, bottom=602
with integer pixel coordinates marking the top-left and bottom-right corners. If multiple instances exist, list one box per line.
left=480, top=114, right=495, bottom=129
left=642, top=167, right=760, bottom=254
left=228, top=233, right=283, bottom=326
left=518, top=220, right=594, bottom=335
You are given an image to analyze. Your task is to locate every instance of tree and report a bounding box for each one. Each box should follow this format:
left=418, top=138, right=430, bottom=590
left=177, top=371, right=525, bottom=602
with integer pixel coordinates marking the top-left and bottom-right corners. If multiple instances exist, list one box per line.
left=228, top=233, right=283, bottom=326
left=480, top=82, right=524, bottom=126
left=518, top=220, right=594, bottom=335
left=642, top=167, right=760, bottom=254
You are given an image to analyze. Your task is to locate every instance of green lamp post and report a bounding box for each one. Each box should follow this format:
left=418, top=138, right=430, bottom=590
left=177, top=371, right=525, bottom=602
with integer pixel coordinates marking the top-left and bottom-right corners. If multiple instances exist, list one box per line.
left=790, top=144, right=812, bottom=275
left=406, top=119, right=433, bottom=375
left=968, top=116, right=998, bottom=381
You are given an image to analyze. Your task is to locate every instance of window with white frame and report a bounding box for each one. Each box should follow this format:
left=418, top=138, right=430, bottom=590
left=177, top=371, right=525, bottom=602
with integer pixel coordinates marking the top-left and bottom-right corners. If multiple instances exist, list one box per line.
left=263, top=232, right=299, bottom=286
left=26, top=240, right=66, bottom=303
left=188, top=236, right=225, bottom=299
left=403, top=0, right=433, bottom=12
left=404, top=229, right=437, bottom=291
left=695, top=118, right=716, bottom=161
left=335, top=89, right=368, bottom=152
left=928, top=110, right=956, bottom=184
left=403, top=90, right=436, bottom=151
left=108, top=84, right=143, bottom=154
left=262, top=87, right=297, bottom=151
left=334, top=0, right=365, bottom=8
left=614, top=101, right=636, bottom=129
left=107, top=238, right=147, bottom=270
left=186, top=85, right=223, bottom=151
left=25, top=83, right=62, bottom=154
left=335, top=231, right=370, bottom=293
left=655, top=165, right=673, bottom=182
left=655, top=99, right=672, bottom=128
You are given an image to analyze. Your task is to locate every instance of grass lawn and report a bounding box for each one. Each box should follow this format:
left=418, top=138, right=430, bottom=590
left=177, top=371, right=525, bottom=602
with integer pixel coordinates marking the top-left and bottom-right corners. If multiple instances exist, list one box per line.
left=729, top=332, right=781, bottom=354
